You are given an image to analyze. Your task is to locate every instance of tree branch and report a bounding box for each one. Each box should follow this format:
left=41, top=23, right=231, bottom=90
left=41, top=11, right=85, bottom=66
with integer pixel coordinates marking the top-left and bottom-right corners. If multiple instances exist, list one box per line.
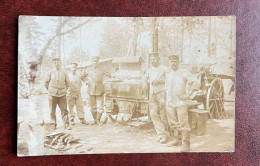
left=58, top=18, right=97, bottom=36
left=56, top=18, right=71, bottom=34
left=38, top=18, right=99, bottom=66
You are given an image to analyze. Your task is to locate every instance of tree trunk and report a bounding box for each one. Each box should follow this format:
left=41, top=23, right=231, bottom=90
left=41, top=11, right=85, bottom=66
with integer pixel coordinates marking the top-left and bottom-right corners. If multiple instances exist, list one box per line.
left=58, top=17, right=62, bottom=59
left=133, top=25, right=138, bottom=56
left=230, top=17, right=233, bottom=57
left=214, top=17, right=218, bottom=57
left=208, top=17, right=212, bottom=57
left=152, top=17, right=158, bottom=53
left=180, top=18, right=184, bottom=63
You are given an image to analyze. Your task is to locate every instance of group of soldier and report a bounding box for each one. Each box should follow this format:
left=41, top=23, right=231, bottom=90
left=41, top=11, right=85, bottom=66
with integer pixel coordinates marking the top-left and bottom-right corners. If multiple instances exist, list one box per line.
left=44, top=56, right=106, bottom=131
left=143, top=52, right=199, bottom=152
left=44, top=52, right=198, bottom=152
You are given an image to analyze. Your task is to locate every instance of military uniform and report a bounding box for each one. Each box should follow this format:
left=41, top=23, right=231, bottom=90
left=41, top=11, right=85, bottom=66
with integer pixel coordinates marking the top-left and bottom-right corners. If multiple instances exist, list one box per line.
left=44, top=58, right=70, bottom=129
left=165, top=69, right=192, bottom=140
left=84, top=56, right=106, bottom=124
left=67, top=66, right=87, bottom=125
left=165, top=55, right=199, bottom=151
left=143, top=53, right=169, bottom=143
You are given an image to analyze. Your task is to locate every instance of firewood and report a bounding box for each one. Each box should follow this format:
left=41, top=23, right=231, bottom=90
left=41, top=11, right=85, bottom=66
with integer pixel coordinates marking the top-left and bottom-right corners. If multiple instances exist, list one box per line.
left=50, top=134, right=61, bottom=146
left=69, top=138, right=81, bottom=143
left=60, top=133, right=70, bottom=142
left=44, top=143, right=59, bottom=150
left=62, top=146, right=72, bottom=151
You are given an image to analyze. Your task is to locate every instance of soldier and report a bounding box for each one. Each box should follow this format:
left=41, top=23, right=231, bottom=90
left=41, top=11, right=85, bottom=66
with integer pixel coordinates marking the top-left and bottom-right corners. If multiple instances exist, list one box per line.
left=143, top=52, right=169, bottom=144
left=67, top=62, right=88, bottom=125
left=83, top=56, right=106, bottom=125
left=44, top=58, right=71, bottom=130
left=165, top=55, right=199, bottom=151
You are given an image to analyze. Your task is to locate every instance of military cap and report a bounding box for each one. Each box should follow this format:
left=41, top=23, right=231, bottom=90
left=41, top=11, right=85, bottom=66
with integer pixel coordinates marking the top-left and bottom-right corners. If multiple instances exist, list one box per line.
left=168, top=55, right=179, bottom=60
left=52, top=57, right=61, bottom=62
left=70, top=62, right=78, bottom=66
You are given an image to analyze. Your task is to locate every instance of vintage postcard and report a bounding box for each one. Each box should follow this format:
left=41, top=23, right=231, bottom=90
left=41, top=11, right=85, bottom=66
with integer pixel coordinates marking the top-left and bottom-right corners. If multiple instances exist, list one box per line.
left=18, top=16, right=235, bottom=156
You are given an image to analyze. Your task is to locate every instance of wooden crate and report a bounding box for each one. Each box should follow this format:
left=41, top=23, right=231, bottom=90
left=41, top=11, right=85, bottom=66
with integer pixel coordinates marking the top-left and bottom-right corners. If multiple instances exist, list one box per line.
left=188, top=109, right=208, bottom=135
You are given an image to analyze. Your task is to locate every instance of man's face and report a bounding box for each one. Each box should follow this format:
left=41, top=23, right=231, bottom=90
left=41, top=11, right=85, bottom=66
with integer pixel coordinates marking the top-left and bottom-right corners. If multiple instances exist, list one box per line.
left=70, top=64, right=77, bottom=73
left=170, top=59, right=179, bottom=71
left=54, top=61, right=61, bottom=69
left=150, top=56, right=159, bottom=67
left=92, top=58, right=99, bottom=68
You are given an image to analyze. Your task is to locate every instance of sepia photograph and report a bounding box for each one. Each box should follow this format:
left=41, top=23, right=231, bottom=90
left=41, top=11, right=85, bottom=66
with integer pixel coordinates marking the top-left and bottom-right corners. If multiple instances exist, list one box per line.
left=18, top=16, right=235, bottom=156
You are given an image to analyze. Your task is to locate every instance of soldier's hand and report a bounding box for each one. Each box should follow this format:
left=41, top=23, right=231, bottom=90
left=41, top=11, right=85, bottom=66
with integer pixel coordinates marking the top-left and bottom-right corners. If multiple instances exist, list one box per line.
left=85, top=81, right=90, bottom=85
left=152, top=80, right=162, bottom=85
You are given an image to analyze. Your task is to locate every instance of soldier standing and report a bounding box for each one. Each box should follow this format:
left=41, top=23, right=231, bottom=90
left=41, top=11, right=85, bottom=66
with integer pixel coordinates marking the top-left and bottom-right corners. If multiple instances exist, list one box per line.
left=143, top=52, right=169, bottom=144
left=84, top=56, right=106, bottom=125
left=67, top=62, right=88, bottom=125
left=44, top=58, right=71, bottom=130
left=165, top=55, right=199, bottom=151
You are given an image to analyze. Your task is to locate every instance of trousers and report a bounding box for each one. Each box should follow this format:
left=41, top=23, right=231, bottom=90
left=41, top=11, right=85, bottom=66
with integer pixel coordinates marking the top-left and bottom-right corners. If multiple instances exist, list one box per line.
left=89, top=95, right=104, bottom=113
left=67, top=96, right=84, bottom=119
left=48, top=95, right=69, bottom=126
left=166, top=105, right=190, bottom=132
left=149, top=91, right=169, bottom=138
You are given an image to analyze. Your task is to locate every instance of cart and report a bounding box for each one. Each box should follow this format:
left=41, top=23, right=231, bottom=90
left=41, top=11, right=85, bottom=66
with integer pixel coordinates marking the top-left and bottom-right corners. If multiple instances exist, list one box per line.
left=182, top=61, right=235, bottom=119
left=104, top=70, right=149, bottom=125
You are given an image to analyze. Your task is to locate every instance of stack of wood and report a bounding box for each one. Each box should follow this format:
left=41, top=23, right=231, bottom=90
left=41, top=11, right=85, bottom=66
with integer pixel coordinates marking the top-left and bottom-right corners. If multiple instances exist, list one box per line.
left=44, top=130, right=83, bottom=151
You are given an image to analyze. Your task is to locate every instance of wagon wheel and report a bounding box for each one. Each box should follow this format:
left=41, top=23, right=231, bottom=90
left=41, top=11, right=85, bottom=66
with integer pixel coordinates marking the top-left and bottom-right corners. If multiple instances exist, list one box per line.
left=206, top=78, right=227, bottom=119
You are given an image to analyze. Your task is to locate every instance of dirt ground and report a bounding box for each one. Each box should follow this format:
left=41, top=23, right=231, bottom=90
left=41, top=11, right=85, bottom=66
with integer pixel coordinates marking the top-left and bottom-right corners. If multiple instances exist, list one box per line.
left=17, top=93, right=235, bottom=156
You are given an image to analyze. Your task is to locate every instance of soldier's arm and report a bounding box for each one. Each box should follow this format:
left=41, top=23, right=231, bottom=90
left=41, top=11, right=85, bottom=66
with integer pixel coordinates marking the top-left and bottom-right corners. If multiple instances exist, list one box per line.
left=44, top=71, right=51, bottom=90
left=80, top=70, right=88, bottom=82
left=65, top=72, right=70, bottom=90
left=165, top=76, right=173, bottom=106
left=81, top=69, right=90, bottom=84
left=162, top=66, right=170, bottom=83
left=153, top=66, right=168, bottom=85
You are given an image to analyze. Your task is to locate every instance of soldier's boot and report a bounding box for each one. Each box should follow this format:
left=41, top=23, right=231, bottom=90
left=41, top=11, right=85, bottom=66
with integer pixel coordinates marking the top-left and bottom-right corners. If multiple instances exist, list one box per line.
left=90, top=112, right=97, bottom=125
left=156, top=136, right=162, bottom=142
left=108, top=115, right=116, bottom=123
left=180, top=131, right=190, bottom=152
left=96, top=113, right=103, bottom=125
left=159, top=136, right=168, bottom=144
left=69, top=117, right=75, bottom=125
left=50, top=119, right=57, bottom=130
left=100, top=116, right=108, bottom=125
left=79, top=118, right=89, bottom=125
left=54, top=123, right=57, bottom=130
left=167, top=137, right=181, bottom=147
left=65, top=123, right=72, bottom=130
left=167, top=129, right=181, bottom=147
